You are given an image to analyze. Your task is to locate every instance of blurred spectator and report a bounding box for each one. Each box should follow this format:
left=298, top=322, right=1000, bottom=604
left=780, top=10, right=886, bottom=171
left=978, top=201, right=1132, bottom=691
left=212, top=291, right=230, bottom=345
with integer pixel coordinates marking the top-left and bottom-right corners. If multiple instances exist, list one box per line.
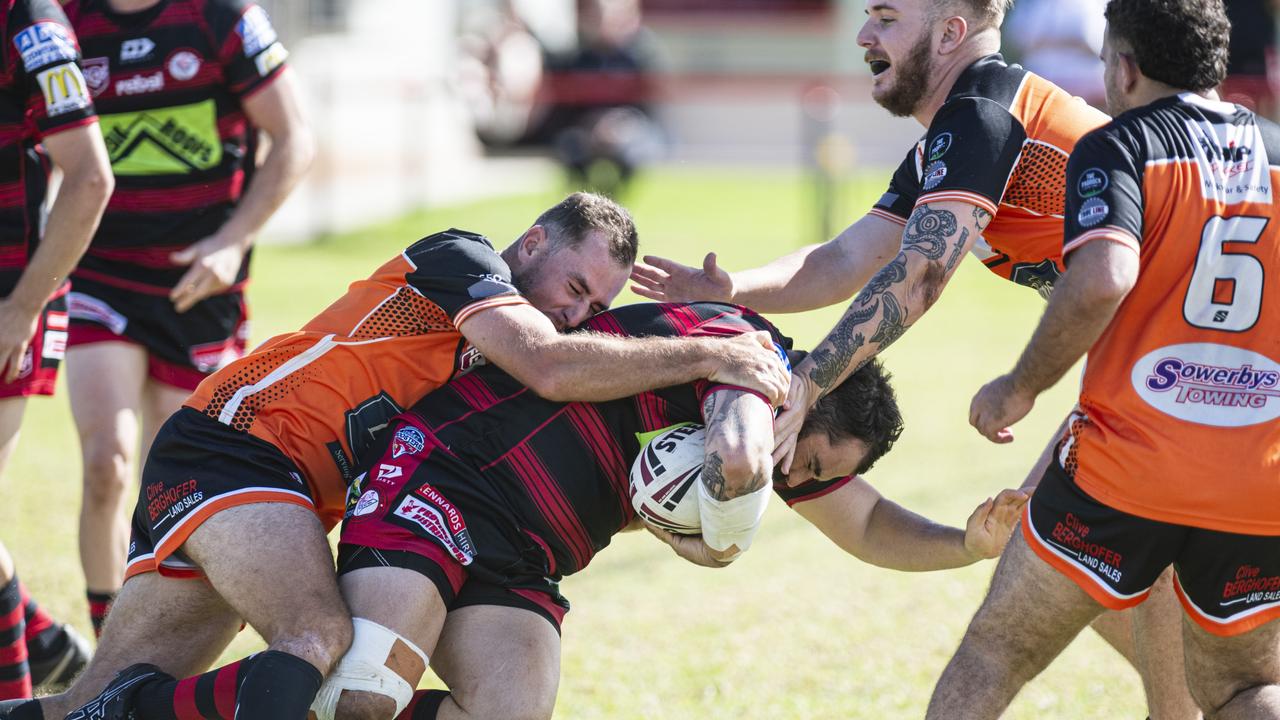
left=1006, top=0, right=1108, bottom=108
left=459, top=0, right=664, bottom=196
left=1220, top=0, right=1279, bottom=118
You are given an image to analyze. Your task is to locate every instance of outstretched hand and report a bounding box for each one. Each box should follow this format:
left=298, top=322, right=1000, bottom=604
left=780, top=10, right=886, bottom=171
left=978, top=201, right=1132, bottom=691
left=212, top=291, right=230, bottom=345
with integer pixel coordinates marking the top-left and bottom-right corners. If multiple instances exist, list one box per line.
left=964, top=488, right=1030, bottom=560
left=631, top=252, right=734, bottom=304
left=970, top=374, right=1035, bottom=444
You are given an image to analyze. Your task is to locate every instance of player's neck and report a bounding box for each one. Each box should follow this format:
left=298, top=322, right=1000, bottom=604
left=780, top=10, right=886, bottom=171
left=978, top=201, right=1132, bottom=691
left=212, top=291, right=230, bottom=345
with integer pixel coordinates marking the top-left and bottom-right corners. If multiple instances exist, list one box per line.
left=107, top=0, right=164, bottom=14
left=912, top=35, right=1000, bottom=128
left=1127, top=80, right=1219, bottom=113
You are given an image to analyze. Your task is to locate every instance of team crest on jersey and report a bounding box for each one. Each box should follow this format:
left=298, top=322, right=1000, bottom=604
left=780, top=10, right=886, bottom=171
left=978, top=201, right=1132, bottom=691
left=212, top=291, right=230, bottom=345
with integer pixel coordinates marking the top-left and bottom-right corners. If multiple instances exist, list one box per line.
left=14, top=22, right=76, bottom=71
left=1134, top=343, right=1280, bottom=427
left=352, top=489, right=380, bottom=518
left=1077, top=197, right=1109, bottom=228
left=167, top=50, right=202, bottom=81
left=391, top=426, right=426, bottom=459
left=82, top=57, right=110, bottom=96
left=1077, top=168, right=1108, bottom=198
left=928, top=132, right=952, bottom=162
left=922, top=161, right=948, bottom=191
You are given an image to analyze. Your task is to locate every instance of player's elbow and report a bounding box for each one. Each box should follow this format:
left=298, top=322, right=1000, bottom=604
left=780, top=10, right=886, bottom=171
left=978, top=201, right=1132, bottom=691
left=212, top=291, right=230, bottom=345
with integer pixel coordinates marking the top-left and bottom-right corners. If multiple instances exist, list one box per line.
left=522, top=361, right=576, bottom=402
left=76, top=159, right=115, bottom=206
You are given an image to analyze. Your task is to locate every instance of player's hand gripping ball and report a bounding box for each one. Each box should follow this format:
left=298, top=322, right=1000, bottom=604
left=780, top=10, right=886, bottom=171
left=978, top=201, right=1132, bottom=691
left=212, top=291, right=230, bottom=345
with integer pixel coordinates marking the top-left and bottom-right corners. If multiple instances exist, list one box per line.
left=629, top=424, right=706, bottom=534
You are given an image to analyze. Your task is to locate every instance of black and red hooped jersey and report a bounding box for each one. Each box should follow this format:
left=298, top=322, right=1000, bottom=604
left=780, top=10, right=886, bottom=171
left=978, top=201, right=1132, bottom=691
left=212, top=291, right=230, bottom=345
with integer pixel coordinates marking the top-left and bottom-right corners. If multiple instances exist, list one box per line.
left=395, top=302, right=834, bottom=580
left=872, top=54, right=1108, bottom=298
left=64, top=0, right=288, bottom=294
left=0, top=0, right=96, bottom=296
left=1058, top=93, right=1280, bottom=535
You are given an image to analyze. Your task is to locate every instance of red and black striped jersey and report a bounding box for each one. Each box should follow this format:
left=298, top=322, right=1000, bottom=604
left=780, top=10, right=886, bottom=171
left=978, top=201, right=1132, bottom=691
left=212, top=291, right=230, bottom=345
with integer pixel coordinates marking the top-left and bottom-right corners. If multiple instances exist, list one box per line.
left=872, top=54, right=1108, bottom=298
left=397, top=302, right=834, bottom=580
left=64, top=0, right=288, bottom=294
left=0, top=0, right=96, bottom=296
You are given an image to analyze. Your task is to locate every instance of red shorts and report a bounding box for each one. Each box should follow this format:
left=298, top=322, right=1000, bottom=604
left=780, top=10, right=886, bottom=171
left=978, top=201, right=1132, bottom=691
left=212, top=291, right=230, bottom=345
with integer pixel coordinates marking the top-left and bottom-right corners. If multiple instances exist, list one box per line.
left=0, top=287, right=68, bottom=399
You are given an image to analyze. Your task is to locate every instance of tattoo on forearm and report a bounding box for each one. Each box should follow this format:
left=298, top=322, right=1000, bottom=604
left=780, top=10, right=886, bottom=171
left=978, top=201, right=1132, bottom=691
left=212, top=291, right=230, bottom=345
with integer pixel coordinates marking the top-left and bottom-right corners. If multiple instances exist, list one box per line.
left=859, top=254, right=908, bottom=305
left=869, top=293, right=909, bottom=349
left=945, top=228, right=969, bottom=274
left=702, top=451, right=728, bottom=500
left=903, top=205, right=956, bottom=260
left=701, top=393, right=719, bottom=423
left=807, top=300, right=878, bottom=391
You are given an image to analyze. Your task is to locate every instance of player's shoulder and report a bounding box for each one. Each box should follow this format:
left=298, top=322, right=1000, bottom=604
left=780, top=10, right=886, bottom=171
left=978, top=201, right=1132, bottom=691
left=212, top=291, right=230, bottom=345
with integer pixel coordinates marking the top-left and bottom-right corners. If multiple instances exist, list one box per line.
left=937, top=53, right=1025, bottom=117
left=194, top=0, right=273, bottom=42
left=404, top=229, right=506, bottom=273
left=6, top=0, right=78, bottom=71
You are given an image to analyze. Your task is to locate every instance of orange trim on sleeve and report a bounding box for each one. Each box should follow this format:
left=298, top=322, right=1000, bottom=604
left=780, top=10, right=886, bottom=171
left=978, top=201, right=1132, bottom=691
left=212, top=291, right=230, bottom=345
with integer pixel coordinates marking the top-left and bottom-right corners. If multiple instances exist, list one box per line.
left=916, top=190, right=1000, bottom=218
left=1020, top=504, right=1150, bottom=611
left=454, top=294, right=532, bottom=329
left=867, top=208, right=908, bottom=227
left=1063, top=227, right=1141, bottom=257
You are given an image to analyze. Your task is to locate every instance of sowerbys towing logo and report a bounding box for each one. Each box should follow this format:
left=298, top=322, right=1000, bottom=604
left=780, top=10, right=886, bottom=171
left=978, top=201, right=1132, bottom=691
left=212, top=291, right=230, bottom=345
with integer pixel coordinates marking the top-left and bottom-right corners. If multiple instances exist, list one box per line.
left=1133, top=343, right=1280, bottom=427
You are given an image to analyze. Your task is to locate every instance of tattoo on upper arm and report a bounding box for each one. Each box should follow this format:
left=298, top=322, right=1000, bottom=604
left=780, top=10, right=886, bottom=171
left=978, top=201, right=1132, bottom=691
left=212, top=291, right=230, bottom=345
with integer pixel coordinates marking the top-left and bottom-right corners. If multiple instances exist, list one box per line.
left=869, top=293, right=909, bottom=348
left=807, top=300, right=879, bottom=391
left=903, top=205, right=956, bottom=260
left=945, top=228, right=969, bottom=273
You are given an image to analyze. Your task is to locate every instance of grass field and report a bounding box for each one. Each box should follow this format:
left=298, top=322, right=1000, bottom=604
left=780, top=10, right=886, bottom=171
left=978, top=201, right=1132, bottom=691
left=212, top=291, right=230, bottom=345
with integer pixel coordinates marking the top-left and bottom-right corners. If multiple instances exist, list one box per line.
left=0, top=166, right=1144, bottom=718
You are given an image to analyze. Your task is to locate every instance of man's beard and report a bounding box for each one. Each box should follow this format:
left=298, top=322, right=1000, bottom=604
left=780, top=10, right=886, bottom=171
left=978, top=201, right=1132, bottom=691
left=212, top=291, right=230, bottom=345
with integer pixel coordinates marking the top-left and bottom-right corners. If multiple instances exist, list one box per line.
left=874, top=32, right=934, bottom=118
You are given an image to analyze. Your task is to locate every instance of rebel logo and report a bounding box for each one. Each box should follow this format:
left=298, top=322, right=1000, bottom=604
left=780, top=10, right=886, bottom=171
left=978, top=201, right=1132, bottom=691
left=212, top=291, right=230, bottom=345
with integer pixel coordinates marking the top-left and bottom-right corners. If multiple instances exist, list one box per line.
left=1133, top=343, right=1280, bottom=427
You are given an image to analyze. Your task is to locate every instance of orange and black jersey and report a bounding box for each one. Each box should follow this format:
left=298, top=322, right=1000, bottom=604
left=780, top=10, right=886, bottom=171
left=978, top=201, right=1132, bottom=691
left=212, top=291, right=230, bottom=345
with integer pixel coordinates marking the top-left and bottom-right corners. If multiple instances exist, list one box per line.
left=1058, top=93, right=1280, bottom=535
left=0, top=0, right=96, bottom=296
left=64, top=0, right=288, bottom=294
left=872, top=54, right=1108, bottom=297
left=185, top=229, right=529, bottom=528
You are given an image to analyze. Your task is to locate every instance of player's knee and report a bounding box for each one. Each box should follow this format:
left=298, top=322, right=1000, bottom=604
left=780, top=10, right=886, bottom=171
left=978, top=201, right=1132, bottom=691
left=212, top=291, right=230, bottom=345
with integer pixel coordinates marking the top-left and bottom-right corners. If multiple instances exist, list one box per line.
left=80, top=442, right=132, bottom=500
left=1192, top=680, right=1278, bottom=719
left=332, top=690, right=397, bottom=720
left=452, top=680, right=555, bottom=720
left=271, top=615, right=353, bottom=675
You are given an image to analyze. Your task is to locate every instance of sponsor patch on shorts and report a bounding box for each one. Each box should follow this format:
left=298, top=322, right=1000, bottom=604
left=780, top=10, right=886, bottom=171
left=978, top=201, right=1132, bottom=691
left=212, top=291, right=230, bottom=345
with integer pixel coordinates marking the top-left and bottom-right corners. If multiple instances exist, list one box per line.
left=393, top=487, right=475, bottom=565
left=68, top=292, right=128, bottom=335
left=391, top=426, right=425, bottom=459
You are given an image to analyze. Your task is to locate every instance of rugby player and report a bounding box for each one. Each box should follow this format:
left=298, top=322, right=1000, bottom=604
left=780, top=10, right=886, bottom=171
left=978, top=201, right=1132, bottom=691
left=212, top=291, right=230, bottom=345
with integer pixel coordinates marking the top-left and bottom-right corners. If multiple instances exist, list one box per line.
left=928, top=0, right=1280, bottom=716
left=1, top=194, right=789, bottom=720
left=66, top=301, right=1023, bottom=720
left=629, top=1, right=1197, bottom=715
left=0, top=0, right=112, bottom=698
left=59, top=0, right=313, bottom=636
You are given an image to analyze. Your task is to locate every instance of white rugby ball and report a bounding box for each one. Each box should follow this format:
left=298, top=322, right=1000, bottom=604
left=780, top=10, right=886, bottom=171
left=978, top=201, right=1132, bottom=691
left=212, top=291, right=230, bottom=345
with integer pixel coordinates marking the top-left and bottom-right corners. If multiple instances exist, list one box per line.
left=629, top=424, right=705, bottom=534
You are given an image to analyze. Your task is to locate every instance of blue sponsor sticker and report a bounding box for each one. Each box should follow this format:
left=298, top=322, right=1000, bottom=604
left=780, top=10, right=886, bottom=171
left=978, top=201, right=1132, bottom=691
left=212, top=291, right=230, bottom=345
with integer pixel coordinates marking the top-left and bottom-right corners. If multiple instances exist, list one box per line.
left=1077, top=168, right=1109, bottom=198
left=928, top=132, right=953, bottom=162
left=237, top=5, right=279, bottom=57
left=13, top=22, right=76, bottom=71
left=922, top=160, right=948, bottom=191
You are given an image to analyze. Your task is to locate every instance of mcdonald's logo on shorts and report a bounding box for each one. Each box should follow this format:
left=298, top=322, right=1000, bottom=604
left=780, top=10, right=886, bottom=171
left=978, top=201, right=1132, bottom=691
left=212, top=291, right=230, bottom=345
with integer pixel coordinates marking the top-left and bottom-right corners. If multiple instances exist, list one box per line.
left=36, top=64, right=91, bottom=117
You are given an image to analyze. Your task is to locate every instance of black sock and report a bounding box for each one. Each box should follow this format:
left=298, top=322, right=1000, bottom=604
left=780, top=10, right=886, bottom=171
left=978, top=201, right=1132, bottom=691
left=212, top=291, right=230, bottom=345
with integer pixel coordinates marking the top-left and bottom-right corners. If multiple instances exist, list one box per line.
left=398, top=690, right=450, bottom=719
left=85, top=591, right=114, bottom=639
left=2, top=699, right=42, bottom=720
left=134, top=651, right=322, bottom=720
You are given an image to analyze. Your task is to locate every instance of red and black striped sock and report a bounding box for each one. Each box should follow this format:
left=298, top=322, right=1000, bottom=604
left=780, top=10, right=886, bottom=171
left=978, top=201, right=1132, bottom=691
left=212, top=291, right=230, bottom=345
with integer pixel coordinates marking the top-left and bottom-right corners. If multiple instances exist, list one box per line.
left=0, top=577, right=31, bottom=700
left=85, top=590, right=114, bottom=639
left=132, top=651, right=321, bottom=720
left=397, top=690, right=450, bottom=719
left=17, top=583, right=58, bottom=660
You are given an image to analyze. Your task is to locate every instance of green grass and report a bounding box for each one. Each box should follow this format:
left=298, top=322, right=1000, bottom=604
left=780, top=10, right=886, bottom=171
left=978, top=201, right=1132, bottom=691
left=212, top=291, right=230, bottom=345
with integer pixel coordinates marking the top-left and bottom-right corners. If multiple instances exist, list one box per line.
left=0, top=166, right=1143, bottom=717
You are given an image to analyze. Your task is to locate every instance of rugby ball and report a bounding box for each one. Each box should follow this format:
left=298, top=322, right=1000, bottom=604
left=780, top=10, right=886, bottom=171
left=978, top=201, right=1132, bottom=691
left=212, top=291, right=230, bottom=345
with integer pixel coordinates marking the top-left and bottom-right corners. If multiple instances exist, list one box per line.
left=629, top=424, right=705, bottom=534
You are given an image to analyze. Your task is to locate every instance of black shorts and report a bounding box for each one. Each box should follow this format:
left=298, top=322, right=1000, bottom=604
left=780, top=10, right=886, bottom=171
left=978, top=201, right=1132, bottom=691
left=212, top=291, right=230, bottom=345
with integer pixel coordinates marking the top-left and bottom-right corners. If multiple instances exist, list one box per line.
left=337, top=418, right=570, bottom=631
left=67, top=275, right=248, bottom=390
left=125, top=407, right=314, bottom=581
left=1024, top=459, right=1280, bottom=636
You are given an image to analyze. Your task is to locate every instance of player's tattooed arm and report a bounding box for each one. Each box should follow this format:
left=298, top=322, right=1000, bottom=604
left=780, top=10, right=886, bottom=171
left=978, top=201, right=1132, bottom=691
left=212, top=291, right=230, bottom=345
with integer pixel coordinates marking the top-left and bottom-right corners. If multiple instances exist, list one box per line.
left=701, top=389, right=774, bottom=499
left=801, top=201, right=989, bottom=396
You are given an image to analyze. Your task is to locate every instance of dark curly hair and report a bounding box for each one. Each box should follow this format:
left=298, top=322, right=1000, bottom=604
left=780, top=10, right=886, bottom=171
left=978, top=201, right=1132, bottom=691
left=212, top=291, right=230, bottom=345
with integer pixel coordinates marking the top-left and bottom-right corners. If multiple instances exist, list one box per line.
left=799, top=357, right=904, bottom=475
left=1105, top=0, right=1231, bottom=91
